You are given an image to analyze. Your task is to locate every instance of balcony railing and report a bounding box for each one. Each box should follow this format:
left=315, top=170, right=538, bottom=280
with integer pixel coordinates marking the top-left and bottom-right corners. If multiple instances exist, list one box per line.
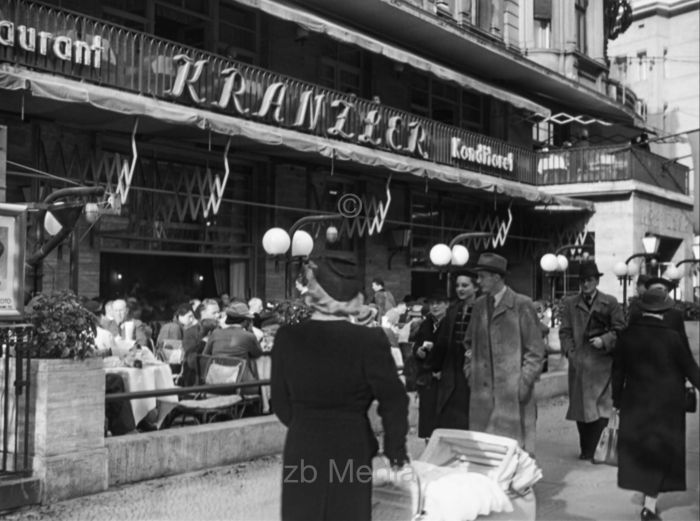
left=536, top=145, right=690, bottom=195
left=0, top=0, right=538, bottom=184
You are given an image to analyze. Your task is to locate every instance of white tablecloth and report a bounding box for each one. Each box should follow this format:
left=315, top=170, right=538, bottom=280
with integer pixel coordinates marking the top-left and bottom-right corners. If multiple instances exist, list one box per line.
left=106, top=364, right=178, bottom=424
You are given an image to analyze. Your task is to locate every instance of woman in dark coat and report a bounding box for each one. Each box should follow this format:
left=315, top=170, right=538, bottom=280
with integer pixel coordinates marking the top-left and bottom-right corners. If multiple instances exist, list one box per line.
left=612, top=288, right=700, bottom=521
left=412, top=289, right=449, bottom=440
left=271, top=256, right=409, bottom=521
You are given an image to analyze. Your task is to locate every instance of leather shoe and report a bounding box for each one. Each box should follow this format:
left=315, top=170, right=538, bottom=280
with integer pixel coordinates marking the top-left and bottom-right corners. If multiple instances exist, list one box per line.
left=578, top=453, right=593, bottom=460
left=640, top=507, right=662, bottom=521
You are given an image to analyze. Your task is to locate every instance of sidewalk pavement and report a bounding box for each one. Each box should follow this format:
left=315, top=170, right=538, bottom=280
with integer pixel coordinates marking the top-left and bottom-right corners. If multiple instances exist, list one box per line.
left=4, top=394, right=698, bottom=521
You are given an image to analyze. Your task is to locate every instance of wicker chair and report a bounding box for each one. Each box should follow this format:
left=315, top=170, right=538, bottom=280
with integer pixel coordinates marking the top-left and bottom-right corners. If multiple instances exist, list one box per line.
left=161, top=355, right=248, bottom=427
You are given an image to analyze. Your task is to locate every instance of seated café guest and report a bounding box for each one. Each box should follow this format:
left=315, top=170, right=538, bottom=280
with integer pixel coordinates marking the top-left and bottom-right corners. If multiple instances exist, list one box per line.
left=101, top=298, right=150, bottom=349
left=82, top=299, right=136, bottom=436
left=156, top=311, right=183, bottom=345
left=248, top=296, right=264, bottom=329
left=197, top=298, right=221, bottom=340
left=203, top=302, right=263, bottom=383
left=176, top=303, right=202, bottom=387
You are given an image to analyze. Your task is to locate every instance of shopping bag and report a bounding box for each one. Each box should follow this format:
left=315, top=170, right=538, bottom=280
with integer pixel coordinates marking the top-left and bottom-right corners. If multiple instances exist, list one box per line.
left=593, top=409, right=619, bottom=466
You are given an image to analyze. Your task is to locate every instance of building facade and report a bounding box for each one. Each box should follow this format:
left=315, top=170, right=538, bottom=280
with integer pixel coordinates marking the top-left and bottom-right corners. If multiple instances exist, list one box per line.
left=0, top=0, right=690, bottom=314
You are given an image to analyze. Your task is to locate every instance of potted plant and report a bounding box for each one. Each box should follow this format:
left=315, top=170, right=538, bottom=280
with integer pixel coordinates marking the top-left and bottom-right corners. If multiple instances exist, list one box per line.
left=1, top=290, right=108, bottom=502
left=24, top=290, right=97, bottom=359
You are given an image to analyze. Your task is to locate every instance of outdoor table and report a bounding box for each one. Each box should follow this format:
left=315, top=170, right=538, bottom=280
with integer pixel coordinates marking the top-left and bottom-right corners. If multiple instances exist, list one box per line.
left=105, top=362, right=178, bottom=424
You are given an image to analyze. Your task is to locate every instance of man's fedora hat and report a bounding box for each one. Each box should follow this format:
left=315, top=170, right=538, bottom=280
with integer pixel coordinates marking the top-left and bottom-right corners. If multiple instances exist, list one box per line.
left=638, top=287, right=673, bottom=313
left=644, top=276, right=675, bottom=292
left=578, top=262, right=604, bottom=279
left=225, top=301, right=253, bottom=319
left=474, top=253, right=508, bottom=276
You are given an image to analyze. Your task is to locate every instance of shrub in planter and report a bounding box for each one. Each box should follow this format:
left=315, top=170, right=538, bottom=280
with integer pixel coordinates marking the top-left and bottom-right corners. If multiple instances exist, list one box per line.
left=24, top=290, right=97, bottom=359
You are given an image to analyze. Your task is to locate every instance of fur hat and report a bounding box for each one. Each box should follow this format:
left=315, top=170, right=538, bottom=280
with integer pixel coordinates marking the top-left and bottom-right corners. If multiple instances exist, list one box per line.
left=304, top=253, right=363, bottom=302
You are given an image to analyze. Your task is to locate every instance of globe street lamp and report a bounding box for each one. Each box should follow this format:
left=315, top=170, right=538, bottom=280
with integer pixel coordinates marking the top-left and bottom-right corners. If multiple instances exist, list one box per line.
left=539, top=243, right=592, bottom=327
left=612, top=233, right=661, bottom=314
left=667, top=244, right=700, bottom=301
left=429, top=232, right=491, bottom=296
left=262, top=213, right=340, bottom=299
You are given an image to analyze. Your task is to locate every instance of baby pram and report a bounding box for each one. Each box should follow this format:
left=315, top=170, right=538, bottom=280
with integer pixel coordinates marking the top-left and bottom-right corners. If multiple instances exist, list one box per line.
left=372, top=429, right=538, bottom=521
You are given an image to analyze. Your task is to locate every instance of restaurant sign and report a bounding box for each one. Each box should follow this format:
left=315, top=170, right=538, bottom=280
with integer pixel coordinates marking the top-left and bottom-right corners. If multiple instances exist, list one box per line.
left=166, top=55, right=517, bottom=173
left=0, top=20, right=104, bottom=69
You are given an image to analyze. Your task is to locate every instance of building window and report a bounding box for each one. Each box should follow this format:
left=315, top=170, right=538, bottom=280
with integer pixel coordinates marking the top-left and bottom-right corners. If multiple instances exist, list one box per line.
left=612, top=55, right=628, bottom=80
left=575, top=0, right=588, bottom=55
left=410, top=73, right=485, bottom=132
left=102, top=1, right=149, bottom=31
left=533, top=0, right=552, bottom=48
left=532, top=120, right=553, bottom=147
left=319, top=42, right=363, bottom=96
left=637, top=51, right=648, bottom=81
left=152, top=0, right=212, bottom=51
left=218, top=3, right=259, bottom=64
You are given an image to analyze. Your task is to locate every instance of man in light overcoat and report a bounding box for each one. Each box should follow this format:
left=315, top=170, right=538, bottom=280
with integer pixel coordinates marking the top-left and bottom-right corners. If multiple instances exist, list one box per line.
left=559, top=261, right=625, bottom=460
left=465, top=253, right=545, bottom=455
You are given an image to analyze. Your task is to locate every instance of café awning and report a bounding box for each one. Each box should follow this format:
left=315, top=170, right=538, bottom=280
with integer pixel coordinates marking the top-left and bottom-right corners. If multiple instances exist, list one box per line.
left=0, top=65, right=591, bottom=211
left=231, top=0, right=550, bottom=118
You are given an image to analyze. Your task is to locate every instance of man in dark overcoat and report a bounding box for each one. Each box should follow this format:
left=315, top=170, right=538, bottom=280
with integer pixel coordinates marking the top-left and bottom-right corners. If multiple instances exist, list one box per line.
left=465, top=253, right=545, bottom=455
left=612, top=288, right=700, bottom=521
left=559, top=261, right=625, bottom=460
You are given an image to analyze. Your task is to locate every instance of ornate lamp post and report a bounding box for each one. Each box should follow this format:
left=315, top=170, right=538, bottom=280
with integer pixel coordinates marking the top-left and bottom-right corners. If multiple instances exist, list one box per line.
left=665, top=243, right=700, bottom=301
left=539, top=243, right=593, bottom=327
left=612, top=233, right=661, bottom=313
left=262, top=214, right=340, bottom=299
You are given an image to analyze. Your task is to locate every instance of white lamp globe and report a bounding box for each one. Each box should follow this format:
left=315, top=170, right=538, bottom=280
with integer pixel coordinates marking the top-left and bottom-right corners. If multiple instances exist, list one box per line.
left=429, top=243, right=452, bottom=266
left=664, top=265, right=682, bottom=281
left=84, top=203, right=100, bottom=224
left=291, top=230, right=314, bottom=257
left=539, top=253, right=559, bottom=273
left=556, top=254, right=569, bottom=272
left=43, top=212, right=62, bottom=236
left=627, top=262, right=640, bottom=276
left=325, top=225, right=339, bottom=243
left=613, top=261, right=628, bottom=278
left=451, top=244, right=469, bottom=266
left=262, top=227, right=291, bottom=255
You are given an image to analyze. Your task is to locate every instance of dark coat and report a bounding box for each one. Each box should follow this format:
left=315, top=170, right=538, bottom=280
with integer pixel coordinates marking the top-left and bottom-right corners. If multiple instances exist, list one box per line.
left=411, top=315, right=443, bottom=438
left=466, top=288, right=545, bottom=454
left=559, top=291, right=625, bottom=422
left=433, top=300, right=473, bottom=430
left=612, top=316, right=700, bottom=495
left=271, top=320, right=409, bottom=521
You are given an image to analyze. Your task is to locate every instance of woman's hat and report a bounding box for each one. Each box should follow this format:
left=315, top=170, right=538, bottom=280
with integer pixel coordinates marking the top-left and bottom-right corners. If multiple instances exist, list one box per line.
left=426, top=288, right=449, bottom=302
left=644, top=276, right=675, bottom=292
left=474, top=253, right=508, bottom=276
left=638, top=287, right=673, bottom=313
left=225, top=302, right=253, bottom=319
left=578, top=262, right=604, bottom=279
left=304, top=253, right=363, bottom=302
left=355, top=305, right=378, bottom=326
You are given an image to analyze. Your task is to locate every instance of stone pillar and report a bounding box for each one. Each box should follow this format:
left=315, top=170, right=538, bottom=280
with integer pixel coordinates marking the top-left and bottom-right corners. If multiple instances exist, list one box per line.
left=2, top=358, right=109, bottom=502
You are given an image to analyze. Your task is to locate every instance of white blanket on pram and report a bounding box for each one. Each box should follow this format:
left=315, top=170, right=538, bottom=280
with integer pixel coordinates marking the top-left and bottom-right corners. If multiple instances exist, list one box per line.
left=411, top=461, right=513, bottom=521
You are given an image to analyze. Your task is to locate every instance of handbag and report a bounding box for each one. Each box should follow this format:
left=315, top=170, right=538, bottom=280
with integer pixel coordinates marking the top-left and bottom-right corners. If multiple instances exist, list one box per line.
left=686, top=385, right=697, bottom=414
left=593, top=409, right=619, bottom=466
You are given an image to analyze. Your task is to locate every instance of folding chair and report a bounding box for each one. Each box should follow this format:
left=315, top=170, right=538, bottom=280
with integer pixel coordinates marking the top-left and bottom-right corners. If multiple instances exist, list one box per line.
left=161, top=355, right=247, bottom=428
